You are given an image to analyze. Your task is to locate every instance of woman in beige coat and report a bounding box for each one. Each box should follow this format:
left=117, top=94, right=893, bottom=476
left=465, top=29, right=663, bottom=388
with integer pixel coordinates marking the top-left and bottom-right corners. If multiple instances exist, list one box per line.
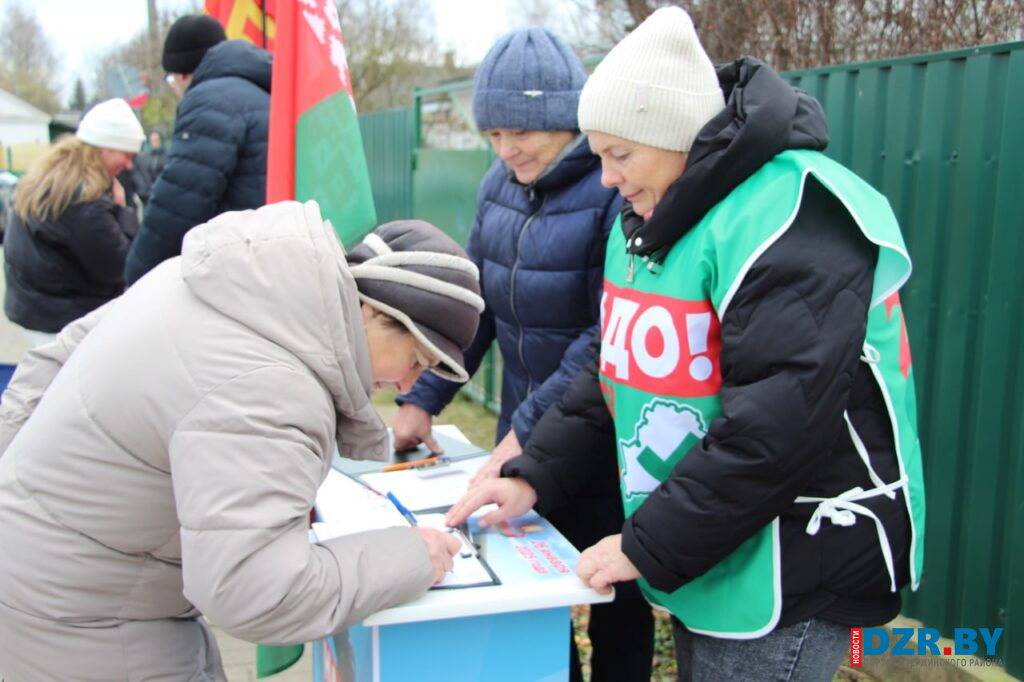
left=0, top=201, right=484, bottom=681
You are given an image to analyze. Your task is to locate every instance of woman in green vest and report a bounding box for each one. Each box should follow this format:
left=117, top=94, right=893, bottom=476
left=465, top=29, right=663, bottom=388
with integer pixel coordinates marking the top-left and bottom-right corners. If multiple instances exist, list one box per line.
left=448, top=6, right=925, bottom=680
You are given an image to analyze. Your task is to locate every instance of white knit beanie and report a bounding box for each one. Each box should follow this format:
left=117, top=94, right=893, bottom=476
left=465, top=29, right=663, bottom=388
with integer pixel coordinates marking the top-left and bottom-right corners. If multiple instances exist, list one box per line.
left=578, top=6, right=725, bottom=152
left=76, top=98, right=145, bottom=153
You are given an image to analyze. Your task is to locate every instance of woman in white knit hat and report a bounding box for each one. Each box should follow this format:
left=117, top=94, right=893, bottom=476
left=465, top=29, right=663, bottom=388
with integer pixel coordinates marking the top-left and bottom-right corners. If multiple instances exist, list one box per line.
left=450, top=6, right=925, bottom=680
left=4, top=98, right=145, bottom=346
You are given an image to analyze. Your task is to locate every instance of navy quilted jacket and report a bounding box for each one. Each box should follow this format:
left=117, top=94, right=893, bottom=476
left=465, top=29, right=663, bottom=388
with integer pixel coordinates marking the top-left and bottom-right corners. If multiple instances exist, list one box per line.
left=398, top=136, right=621, bottom=444
left=124, top=40, right=271, bottom=284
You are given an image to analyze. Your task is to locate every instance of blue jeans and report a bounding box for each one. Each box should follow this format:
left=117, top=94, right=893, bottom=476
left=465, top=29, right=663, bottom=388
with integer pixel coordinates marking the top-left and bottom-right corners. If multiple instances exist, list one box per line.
left=673, top=616, right=848, bottom=681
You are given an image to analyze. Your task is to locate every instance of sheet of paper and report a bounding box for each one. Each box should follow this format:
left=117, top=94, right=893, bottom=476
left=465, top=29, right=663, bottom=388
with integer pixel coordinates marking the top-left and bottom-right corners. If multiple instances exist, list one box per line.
left=359, top=456, right=486, bottom=511
left=313, top=506, right=497, bottom=589
left=314, top=469, right=409, bottom=537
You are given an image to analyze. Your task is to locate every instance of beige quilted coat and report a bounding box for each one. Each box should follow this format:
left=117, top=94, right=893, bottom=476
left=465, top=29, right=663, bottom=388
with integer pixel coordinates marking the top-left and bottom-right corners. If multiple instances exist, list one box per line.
left=0, top=201, right=433, bottom=681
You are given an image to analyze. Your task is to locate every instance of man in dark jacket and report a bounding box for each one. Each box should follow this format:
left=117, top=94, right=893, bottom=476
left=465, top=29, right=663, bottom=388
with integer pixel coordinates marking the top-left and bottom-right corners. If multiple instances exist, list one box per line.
left=124, top=15, right=271, bottom=284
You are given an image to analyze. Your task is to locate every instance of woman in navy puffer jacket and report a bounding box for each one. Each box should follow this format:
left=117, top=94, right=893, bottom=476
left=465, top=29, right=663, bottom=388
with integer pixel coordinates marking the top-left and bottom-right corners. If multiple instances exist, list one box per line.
left=392, top=28, right=654, bottom=682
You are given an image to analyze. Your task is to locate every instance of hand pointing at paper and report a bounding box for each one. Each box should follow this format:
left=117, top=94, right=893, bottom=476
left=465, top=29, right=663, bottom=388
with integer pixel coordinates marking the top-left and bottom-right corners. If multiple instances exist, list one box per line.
left=444, top=477, right=538, bottom=529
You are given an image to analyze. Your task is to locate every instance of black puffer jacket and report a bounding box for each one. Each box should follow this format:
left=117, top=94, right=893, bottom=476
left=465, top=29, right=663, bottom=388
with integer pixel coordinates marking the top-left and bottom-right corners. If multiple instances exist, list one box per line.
left=506, top=57, right=913, bottom=629
left=124, top=40, right=271, bottom=284
left=4, top=193, right=137, bottom=332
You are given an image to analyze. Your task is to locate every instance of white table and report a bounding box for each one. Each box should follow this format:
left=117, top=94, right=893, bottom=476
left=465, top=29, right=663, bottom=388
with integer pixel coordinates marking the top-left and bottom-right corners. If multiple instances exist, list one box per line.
left=311, top=426, right=614, bottom=682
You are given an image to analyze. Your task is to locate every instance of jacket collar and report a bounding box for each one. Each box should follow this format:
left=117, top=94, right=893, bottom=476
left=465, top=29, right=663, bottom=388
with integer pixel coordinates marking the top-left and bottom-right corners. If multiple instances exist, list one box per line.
left=190, top=40, right=272, bottom=94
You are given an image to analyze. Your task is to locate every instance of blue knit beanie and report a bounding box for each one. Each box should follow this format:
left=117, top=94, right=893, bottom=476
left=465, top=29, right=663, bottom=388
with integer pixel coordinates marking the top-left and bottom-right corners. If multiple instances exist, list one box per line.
left=473, top=28, right=586, bottom=132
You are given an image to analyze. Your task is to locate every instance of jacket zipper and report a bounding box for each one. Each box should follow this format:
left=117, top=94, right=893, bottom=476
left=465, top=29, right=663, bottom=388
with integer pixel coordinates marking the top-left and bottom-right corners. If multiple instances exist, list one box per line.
left=511, top=189, right=546, bottom=396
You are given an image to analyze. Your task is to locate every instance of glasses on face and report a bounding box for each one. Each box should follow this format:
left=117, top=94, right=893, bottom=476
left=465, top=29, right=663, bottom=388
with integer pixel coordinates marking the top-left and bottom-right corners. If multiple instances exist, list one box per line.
left=164, top=73, right=176, bottom=86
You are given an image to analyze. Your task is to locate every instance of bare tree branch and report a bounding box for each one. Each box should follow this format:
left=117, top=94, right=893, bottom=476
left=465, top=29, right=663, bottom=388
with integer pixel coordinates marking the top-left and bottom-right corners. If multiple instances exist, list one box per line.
left=0, top=3, right=60, bottom=113
left=563, top=0, right=1023, bottom=71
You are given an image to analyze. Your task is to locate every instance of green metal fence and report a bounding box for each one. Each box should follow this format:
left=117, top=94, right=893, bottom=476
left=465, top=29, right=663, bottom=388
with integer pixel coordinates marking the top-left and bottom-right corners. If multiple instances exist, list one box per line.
left=358, top=107, right=415, bottom=224
left=786, top=42, right=1024, bottom=674
left=359, top=41, right=1024, bottom=676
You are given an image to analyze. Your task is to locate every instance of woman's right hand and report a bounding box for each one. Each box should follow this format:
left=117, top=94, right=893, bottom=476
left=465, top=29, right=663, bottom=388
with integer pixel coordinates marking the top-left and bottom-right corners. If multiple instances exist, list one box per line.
left=445, top=477, right=538, bottom=529
left=111, top=178, right=126, bottom=207
left=392, top=403, right=441, bottom=454
left=416, top=528, right=462, bottom=583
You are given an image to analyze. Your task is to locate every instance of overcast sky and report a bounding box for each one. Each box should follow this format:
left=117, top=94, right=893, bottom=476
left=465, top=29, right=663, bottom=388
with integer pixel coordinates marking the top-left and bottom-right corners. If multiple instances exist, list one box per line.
left=1, top=0, right=517, bottom=101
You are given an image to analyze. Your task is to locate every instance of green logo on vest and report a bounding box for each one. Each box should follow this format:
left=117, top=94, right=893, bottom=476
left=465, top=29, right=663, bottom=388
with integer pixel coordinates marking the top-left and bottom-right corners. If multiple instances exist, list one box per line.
left=620, top=398, right=707, bottom=501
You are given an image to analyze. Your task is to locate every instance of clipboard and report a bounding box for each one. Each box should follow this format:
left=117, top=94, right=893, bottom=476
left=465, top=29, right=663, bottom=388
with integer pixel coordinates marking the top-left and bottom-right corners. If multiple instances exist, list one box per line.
left=416, top=514, right=501, bottom=590
left=313, top=472, right=500, bottom=590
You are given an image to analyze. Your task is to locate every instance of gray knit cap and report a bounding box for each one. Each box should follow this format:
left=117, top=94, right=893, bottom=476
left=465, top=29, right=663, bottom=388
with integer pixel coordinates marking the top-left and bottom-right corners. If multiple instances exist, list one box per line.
left=473, top=27, right=587, bottom=132
left=347, top=221, right=484, bottom=383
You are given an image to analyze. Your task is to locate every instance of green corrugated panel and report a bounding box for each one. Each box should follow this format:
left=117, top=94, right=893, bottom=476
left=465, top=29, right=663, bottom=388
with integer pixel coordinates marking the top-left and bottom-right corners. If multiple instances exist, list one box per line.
left=411, top=148, right=493, bottom=246
left=789, top=42, right=1024, bottom=675
left=412, top=146, right=500, bottom=413
left=358, top=107, right=415, bottom=224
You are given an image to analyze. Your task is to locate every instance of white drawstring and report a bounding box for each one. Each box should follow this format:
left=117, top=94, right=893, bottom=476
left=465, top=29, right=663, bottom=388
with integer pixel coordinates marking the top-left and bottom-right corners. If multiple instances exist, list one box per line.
left=860, top=343, right=881, bottom=364
left=844, top=412, right=896, bottom=500
left=795, top=477, right=907, bottom=592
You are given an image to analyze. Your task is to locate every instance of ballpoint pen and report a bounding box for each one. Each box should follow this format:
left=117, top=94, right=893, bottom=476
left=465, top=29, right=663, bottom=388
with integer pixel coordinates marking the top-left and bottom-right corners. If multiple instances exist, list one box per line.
left=385, top=491, right=419, bottom=526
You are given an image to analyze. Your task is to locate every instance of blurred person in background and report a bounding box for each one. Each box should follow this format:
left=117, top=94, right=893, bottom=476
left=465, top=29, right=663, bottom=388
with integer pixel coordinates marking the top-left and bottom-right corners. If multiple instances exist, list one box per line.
left=0, top=204, right=481, bottom=681
left=124, top=14, right=271, bottom=284
left=3, top=98, right=144, bottom=347
left=391, top=27, right=654, bottom=682
left=133, top=129, right=168, bottom=212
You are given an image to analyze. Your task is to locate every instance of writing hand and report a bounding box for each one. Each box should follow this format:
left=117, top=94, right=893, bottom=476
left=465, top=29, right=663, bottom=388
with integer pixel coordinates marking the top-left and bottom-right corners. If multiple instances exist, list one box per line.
left=416, top=527, right=462, bottom=583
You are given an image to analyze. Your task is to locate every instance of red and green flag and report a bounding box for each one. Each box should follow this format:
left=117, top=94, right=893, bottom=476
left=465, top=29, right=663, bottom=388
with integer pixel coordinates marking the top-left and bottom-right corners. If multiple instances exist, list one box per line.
left=202, top=3, right=376, bottom=677
left=265, top=0, right=377, bottom=244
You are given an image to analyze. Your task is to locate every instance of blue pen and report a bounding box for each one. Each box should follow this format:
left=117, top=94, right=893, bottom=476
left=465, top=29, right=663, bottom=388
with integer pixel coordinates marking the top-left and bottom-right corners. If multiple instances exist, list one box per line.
left=386, top=491, right=419, bottom=526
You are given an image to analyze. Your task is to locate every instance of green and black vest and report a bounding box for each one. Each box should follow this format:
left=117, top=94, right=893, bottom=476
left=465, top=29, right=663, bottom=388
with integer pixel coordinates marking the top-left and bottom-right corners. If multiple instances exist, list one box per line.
left=599, top=149, right=925, bottom=638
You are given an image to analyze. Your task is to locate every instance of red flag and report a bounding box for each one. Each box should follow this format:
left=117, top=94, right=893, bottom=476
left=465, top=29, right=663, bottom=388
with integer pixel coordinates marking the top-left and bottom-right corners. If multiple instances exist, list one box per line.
left=265, top=0, right=377, bottom=244
left=203, top=7, right=334, bottom=676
